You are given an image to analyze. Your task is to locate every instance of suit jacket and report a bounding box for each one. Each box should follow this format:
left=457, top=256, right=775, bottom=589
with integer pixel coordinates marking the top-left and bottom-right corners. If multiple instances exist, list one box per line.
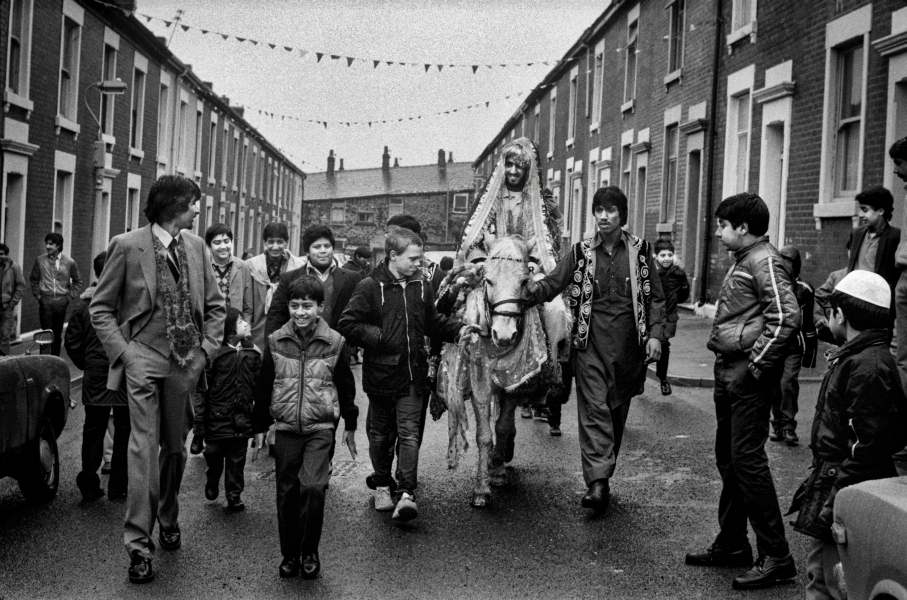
left=265, top=263, right=361, bottom=338
left=208, top=254, right=254, bottom=325
left=848, top=224, right=902, bottom=295
left=90, top=224, right=226, bottom=390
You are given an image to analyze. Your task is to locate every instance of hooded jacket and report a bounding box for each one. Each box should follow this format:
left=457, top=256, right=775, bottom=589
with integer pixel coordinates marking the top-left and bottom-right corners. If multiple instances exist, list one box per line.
left=788, top=329, right=907, bottom=540
left=338, top=262, right=461, bottom=396
left=64, top=284, right=126, bottom=406
left=0, top=259, right=26, bottom=309
left=707, top=236, right=801, bottom=378
left=199, top=341, right=262, bottom=440
left=779, top=245, right=818, bottom=367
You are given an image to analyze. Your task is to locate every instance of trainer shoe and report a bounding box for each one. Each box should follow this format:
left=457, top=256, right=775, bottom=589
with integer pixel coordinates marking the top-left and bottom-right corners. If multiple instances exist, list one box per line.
left=520, top=405, right=533, bottom=419
left=392, top=492, right=418, bottom=522
left=783, top=430, right=799, bottom=446
left=769, top=427, right=784, bottom=442
left=374, top=486, right=395, bottom=511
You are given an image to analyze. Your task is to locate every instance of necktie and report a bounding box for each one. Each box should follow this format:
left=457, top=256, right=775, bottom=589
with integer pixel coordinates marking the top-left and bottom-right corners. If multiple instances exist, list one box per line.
left=168, top=239, right=181, bottom=283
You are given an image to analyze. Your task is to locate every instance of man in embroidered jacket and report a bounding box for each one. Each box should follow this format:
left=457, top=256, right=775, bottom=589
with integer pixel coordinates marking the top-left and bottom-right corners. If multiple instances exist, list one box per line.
left=91, top=175, right=226, bottom=584
left=526, top=186, right=665, bottom=514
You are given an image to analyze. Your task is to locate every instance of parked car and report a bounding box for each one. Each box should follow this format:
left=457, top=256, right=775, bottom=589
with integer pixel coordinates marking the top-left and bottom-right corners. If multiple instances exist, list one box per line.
left=832, top=476, right=907, bottom=600
left=0, top=331, right=71, bottom=502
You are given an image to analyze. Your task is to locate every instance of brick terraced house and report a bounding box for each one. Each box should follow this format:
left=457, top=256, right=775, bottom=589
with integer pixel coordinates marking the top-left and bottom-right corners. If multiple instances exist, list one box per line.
left=302, top=147, right=475, bottom=262
left=1, top=0, right=304, bottom=338
left=474, top=0, right=907, bottom=309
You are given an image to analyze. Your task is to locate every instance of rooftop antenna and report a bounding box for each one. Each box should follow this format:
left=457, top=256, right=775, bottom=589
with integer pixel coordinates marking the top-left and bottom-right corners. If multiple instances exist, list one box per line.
left=167, top=9, right=184, bottom=47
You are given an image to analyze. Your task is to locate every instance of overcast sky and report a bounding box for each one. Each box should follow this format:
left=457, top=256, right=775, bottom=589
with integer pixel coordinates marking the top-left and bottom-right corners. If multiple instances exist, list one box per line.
left=140, top=0, right=604, bottom=173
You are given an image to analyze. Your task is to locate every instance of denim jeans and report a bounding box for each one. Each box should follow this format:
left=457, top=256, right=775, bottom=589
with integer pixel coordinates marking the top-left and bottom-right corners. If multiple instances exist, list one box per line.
left=38, top=296, right=69, bottom=357
left=770, top=346, right=803, bottom=433
left=275, top=428, right=333, bottom=558
left=368, top=385, right=422, bottom=495
left=713, top=355, right=790, bottom=558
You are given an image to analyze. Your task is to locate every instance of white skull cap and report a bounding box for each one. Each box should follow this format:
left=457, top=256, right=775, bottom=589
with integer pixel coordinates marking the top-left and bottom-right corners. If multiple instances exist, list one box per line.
left=834, top=269, right=891, bottom=308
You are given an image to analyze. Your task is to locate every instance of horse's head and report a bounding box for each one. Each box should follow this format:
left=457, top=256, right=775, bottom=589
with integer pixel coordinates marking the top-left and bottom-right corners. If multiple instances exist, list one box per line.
left=483, top=236, right=530, bottom=348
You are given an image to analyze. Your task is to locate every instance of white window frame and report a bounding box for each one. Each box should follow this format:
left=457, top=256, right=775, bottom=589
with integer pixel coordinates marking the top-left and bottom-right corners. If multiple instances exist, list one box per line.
left=721, top=65, right=755, bottom=200
left=56, top=2, right=84, bottom=135
left=662, top=105, right=682, bottom=223
left=817, top=4, right=871, bottom=212
left=129, top=54, right=148, bottom=158
left=157, top=79, right=171, bottom=166
left=623, top=4, right=640, bottom=110
left=388, top=197, right=404, bottom=218
left=52, top=151, right=76, bottom=257
left=126, top=173, right=141, bottom=233
left=232, top=130, right=240, bottom=191
left=251, top=147, right=258, bottom=198
left=548, top=87, right=557, bottom=159
left=221, top=125, right=230, bottom=187
left=533, top=104, right=541, bottom=143
left=452, top=193, right=469, bottom=214
left=207, top=114, right=218, bottom=184
left=100, top=31, right=119, bottom=138
left=193, top=108, right=203, bottom=176
left=330, top=202, right=345, bottom=223
left=666, top=0, right=686, bottom=79
left=567, top=66, right=579, bottom=148
left=5, top=0, right=35, bottom=113
left=727, top=0, right=757, bottom=46
left=590, top=40, right=604, bottom=132
left=620, top=129, right=634, bottom=198
left=357, top=211, right=375, bottom=224
left=176, top=95, right=189, bottom=174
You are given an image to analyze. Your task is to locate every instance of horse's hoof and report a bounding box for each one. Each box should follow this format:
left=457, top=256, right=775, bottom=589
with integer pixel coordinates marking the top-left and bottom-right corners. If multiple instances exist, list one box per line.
left=471, top=495, right=489, bottom=508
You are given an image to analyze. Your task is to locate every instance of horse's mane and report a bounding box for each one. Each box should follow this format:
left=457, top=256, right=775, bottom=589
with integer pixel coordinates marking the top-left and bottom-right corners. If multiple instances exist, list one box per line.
left=486, top=236, right=528, bottom=263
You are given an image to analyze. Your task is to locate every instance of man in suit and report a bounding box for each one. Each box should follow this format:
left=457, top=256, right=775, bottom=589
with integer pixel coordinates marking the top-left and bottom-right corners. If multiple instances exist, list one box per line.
left=265, top=224, right=360, bottom=337
left=847, top=185, right=901, bottom=325
left=90, top=175, right=226, bottom=584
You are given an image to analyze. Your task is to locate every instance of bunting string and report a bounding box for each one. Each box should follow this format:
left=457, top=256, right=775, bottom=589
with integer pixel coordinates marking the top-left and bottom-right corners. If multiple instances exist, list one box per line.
left=137, top=11, right=562, bottom=73
left=236, top=90, right=529, bottom=129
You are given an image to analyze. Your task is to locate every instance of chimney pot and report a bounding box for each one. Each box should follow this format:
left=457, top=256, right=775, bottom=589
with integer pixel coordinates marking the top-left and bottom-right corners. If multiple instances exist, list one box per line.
left=339, top=158, right=344, bottom=171
left=394, top=158, right=400, bottom=168
left=448, top=151, right=453, bottom=163
left=382, top=146, right=391, bottom=170
left=438, top=149, right=445, bottom=167
left=327, top=149, right=335, bottom=175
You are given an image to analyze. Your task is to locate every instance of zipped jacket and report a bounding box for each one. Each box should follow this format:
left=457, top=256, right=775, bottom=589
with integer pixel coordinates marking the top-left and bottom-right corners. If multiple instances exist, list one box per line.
left=199, top=341, right=261, bottom=440
left=788, top=329, right=907, bottom=540
left=29, top=253, right=82, bottom=300
left=253, top=318, right=357, bottom=434
left=338, top=262, right=461, bottom=396
left=707, top=237, right=800, bottom=378
left=0, top=260, right=25, bottom=308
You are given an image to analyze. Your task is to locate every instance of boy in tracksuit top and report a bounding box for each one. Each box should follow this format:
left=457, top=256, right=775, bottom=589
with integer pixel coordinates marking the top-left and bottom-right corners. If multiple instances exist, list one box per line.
left=338, top=226, right=461, bottom=523
left=199, top=306, right=260, bottom=512
left=253, top=275, right=358, bottom=580
left=685, top=193, right=801, bottom=591
left=769, top=245, right=818, bottom=446
left=788, top=270, right=907, bottom=599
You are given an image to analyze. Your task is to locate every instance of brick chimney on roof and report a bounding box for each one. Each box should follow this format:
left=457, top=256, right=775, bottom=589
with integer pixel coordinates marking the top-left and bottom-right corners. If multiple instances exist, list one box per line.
left=448, top=151, right=453, bottom=163
left=382, top=146, right=390, bottom=170
left=394, top=158, right=400, bottom=168
left=339, top=158, right=344, bottom=171
left=327, top=150, right=335, bottom=175
left=438, top=149, right=445, bottom=167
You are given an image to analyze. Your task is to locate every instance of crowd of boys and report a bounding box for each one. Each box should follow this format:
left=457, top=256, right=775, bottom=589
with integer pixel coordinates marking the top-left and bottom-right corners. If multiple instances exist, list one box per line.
left=39, top=140, right=907, bottom=595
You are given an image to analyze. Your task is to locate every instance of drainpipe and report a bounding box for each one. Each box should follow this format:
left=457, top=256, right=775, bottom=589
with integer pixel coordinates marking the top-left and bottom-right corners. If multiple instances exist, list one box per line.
left=700, top=0, right=724, bottom=305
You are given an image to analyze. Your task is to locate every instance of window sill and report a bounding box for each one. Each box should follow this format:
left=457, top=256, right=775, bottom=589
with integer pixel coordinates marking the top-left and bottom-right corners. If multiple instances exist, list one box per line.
left=726, top=22, right=756, bottom=49
left=176, top=166, right=187, bottom=176
left=547, top=151, right=554, bottom=160
left=232, top=185, right=239, bottom=194
left=565, top=137, right=575, bottom=149
left=208, top=176, right=217, bottom=187
left=157, top=154, right=169, bottom=165
left=621, top=99, right=635, bottom=114
left=656, top=222, right=675, bottom=234
left=812, top=199, right=857, bottom=230
left=129, top=147, right=144, bottom=161
left=194, top=170, right=203, bottom=180
left=101, top=133, right=116, bottom=148
left=589, top=122, right=600, bottom=134
left=664, top=69, right=683, bottom=88
left=55, top=114, right=81, bottom=138
left=4, top=89, right=34, bottom=115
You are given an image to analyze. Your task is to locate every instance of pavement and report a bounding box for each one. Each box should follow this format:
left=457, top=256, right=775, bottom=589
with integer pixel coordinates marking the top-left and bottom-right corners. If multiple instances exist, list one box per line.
left=647, top=307, right=832, bottom=389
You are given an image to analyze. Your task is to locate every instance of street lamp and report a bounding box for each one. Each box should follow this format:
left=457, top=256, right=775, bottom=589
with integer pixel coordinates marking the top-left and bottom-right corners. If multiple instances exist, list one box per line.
left=84, top=79, right=127, bottom=170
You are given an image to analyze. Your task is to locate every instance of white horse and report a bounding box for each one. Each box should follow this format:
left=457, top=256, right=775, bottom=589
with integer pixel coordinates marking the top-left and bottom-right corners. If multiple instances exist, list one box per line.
left=444, top=236, right=570, bottom=507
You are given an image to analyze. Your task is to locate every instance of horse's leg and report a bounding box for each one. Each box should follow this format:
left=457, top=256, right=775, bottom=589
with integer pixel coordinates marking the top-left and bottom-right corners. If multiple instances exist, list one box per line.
left=447, top=395, right=459, bottom=469
left=470, top=390, right=492, bottom=507
left=489, top=392, right=516, bottom=486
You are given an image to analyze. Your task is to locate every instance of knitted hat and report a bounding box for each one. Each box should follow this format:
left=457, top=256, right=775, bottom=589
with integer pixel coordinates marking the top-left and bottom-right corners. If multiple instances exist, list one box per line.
left=834, top=270, right=890, bottom=308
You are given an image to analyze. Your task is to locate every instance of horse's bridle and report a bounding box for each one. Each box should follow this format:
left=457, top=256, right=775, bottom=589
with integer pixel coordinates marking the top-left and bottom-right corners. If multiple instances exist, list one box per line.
left=483, top=280, right=528, bottom=338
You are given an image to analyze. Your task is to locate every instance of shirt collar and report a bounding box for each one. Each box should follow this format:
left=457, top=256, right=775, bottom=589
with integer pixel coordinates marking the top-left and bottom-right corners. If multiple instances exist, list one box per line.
left=152, top=223, right=180, bottom=248
left=306, top=261, right=335, bottom=282
left=591, top=230, right=625, bottom=249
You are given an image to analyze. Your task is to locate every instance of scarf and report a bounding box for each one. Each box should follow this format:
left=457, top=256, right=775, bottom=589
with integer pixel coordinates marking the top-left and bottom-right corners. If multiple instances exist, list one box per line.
left=247, top=251, right=307, bottom=314
left=151, top=233, right=201, bottom=367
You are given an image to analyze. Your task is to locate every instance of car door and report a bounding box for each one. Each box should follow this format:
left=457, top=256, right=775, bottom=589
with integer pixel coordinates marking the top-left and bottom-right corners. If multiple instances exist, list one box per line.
left=0, top=358, right=28, bottom=455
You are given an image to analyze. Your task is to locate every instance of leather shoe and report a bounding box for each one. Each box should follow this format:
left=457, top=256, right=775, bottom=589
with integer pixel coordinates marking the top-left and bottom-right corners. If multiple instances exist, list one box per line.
left=301, top=552, right=320, bottom=579
left=190, top=435, right=204, bottom=455
left=279, top=557, right=300, bottom=578
left=549, top=426, right=562, bottom=437
left=732, top=554, right=796, bottom=590
left=227, top=497, right=245, bottom=512
left=205, top=482, right=219, bottom=501
left=158, top=523, right=181, bottom=550
left=107, top=486, right=127, bottom=501
left=660, top=379, right=672, bottom=396
left=769, top=427, right=784, bottom=442
left=128, top=556, right=154, bottom=584
left=581, top=479, right=610, bottom=513
left=783, top=430, right=799, bottom=446
left=685, top=542, right=753, bottom=567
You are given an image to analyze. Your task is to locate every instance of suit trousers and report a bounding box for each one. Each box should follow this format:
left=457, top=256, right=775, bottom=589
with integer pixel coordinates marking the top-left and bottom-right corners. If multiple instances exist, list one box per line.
left=123, top=339, right=203, bottom=560
left=203, top=438, right=249, bottom=500
left=275, top=428, right=333, bottom=559
left=713, top=355, right=790, bottom=559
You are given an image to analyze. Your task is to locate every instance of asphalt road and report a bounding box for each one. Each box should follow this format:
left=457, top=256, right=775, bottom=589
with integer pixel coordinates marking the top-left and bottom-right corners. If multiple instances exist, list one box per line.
left=0, top=368, right=819, bottom=599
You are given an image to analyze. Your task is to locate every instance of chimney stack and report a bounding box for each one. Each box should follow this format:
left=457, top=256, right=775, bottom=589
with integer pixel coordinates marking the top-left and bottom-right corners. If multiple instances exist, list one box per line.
left=438, top=149, right=445, bottom=167
left=448, top=151, right=453, bottom=163
left=382, top=146, right=390, bottom=170
left=394, top=158, right=400, bottom=168
left=327, top=150, right=335, bottom=175
left=339, top=158, right=344, bottom=171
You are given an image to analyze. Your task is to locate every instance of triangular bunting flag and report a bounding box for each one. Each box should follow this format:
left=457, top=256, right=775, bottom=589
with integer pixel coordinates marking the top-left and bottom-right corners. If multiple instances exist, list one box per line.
left=373, top=60, right=380, bottom=69
left=437, top=65, right=443, bottom=72
left=236, top=37, right=246, bottom=43
left=424, top=64, right=431, bottom=72
left=323, top=122, right=327, bottom=129
left=472, top=65, right=479, bottom=74
left=368, top=122, right=372, bottom=127
left=501, top=64, right=506, bottom=68
left=485, top=101, right=490, bottom=108
left=269, top=43, right=276, bottom=49
left=330, top=55, right=340, bottom=61
left=299, top=49, right=309, bottom=59
left=164, top=20, right=172, bottom=26
left=250, top=40, right=259, bottom=45
left=347, top=57, right=354, bottom=67
left=180, top=24, right=189, bottom=32
left=200, top=29, right=209, bottom=34
left=144, top=15, right=152, bottom=22
left=387, top=61, right=394, bottom=66
left=316, top=52, right=324, bottom=62
left=221, top=34, right=229, bottom=40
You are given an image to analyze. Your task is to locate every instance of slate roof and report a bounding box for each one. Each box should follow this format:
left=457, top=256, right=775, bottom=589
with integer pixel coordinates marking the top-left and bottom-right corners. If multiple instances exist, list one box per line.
left=305, top=162, right=475, bottom=201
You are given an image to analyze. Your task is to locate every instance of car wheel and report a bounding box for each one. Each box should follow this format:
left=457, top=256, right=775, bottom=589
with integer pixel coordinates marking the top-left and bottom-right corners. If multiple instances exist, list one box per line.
left=17, top=417, right=59, bottom=502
